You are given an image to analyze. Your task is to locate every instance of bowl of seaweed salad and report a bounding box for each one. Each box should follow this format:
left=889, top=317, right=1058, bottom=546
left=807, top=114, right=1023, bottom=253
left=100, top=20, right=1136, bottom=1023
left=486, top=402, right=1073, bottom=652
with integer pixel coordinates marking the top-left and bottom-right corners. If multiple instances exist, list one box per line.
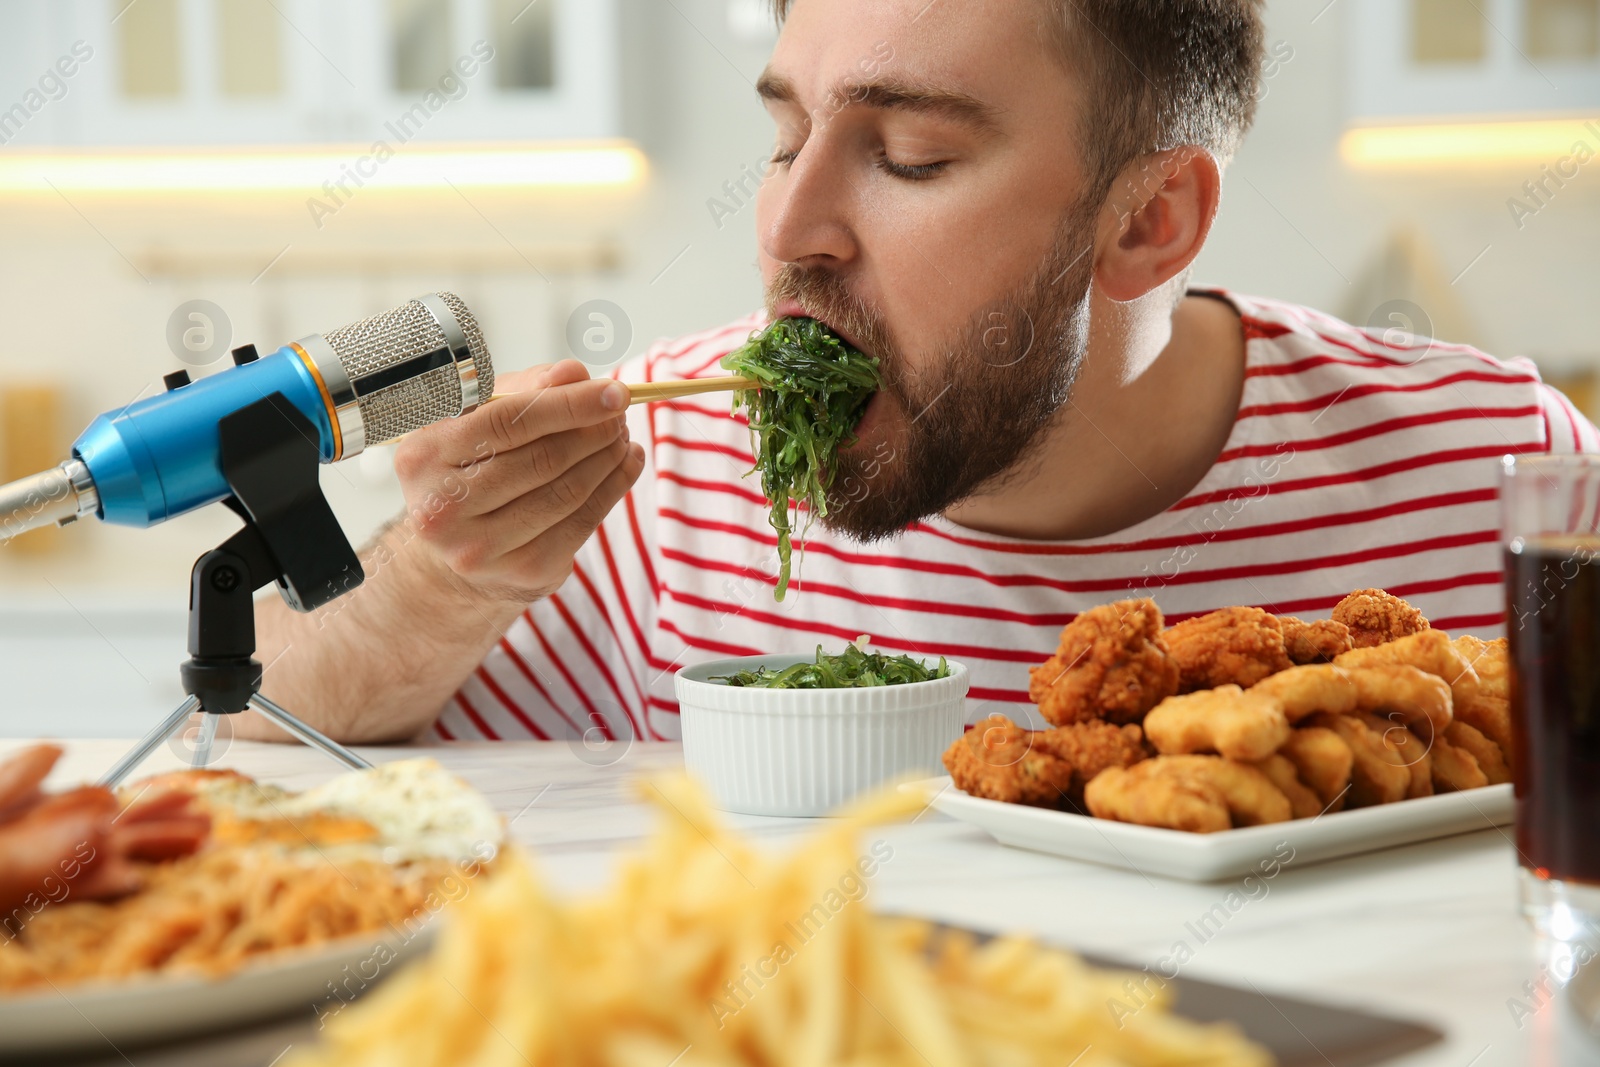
left=721, top=317, right=881, bottom=600
left=675, top=639, right=969, bottom=817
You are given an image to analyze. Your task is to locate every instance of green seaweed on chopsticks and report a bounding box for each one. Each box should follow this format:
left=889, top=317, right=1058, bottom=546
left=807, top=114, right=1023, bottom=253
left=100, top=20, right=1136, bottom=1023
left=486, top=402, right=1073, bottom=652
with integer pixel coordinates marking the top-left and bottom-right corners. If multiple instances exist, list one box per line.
left=712, top=640, right=949, bottom=689
left=720, top=317, right=881, bottom=600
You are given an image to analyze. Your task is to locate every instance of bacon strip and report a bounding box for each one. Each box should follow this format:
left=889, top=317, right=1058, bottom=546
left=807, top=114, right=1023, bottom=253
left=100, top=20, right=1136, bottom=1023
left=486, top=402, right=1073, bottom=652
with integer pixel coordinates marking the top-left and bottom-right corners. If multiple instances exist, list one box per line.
left=0, top=744, right=62, bottom=820
left=0, top=747, right=211, bottom=920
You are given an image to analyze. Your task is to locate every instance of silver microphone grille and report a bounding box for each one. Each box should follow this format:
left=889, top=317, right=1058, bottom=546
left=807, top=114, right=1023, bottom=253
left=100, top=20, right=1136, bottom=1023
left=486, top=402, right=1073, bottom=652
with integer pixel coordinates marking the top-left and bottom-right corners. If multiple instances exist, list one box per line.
left=298, top=292, right=495, bottom=458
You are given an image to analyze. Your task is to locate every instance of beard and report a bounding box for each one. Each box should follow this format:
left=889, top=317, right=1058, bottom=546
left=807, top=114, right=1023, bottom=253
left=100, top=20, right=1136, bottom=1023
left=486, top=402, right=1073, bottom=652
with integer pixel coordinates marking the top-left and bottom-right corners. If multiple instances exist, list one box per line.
left=763, top=199, right=1099, bottom=543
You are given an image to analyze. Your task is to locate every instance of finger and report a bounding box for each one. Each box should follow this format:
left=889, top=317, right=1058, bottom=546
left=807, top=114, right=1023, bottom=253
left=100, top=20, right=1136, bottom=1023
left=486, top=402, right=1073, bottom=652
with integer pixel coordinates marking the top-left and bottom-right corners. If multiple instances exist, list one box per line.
left=456, top=417, right=628, bottom=517
left=516, top=442, right=646, bottom=567
left=488, top=376, right=630, bottom=448
left=494, top=360, right=585, bottom=394
left=479, top=434, right=635, bottom=553
left=398, top=371, right=627, bottom=471
left=539, top=359, right=597, bottom=389
left=472, top=360, right=626, bottom=453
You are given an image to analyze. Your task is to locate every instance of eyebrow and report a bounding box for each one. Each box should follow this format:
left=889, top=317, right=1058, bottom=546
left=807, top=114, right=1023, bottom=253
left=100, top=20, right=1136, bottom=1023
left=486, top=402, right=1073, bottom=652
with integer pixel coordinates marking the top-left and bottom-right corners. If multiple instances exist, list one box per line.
left=755, top=70, right=1003, bottom=135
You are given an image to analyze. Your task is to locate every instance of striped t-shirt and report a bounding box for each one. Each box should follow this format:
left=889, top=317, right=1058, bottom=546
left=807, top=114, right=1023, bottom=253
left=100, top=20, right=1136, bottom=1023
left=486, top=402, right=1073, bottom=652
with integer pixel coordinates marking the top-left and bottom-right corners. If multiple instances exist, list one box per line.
left=437, top=290, right=1599, bottom=742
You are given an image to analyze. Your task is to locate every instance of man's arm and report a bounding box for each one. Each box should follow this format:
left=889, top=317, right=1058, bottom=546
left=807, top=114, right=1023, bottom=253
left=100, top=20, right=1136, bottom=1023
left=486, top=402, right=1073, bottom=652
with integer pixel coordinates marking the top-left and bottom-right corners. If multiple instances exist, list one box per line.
left=237, top=359, right=646, bottom=744
left=245, top=516, right=523, bottom=743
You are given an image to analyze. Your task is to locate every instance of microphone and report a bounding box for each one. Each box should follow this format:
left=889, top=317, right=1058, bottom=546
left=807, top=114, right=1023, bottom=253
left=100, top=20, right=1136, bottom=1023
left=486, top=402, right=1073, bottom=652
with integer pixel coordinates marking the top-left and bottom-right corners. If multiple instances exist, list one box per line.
left=0, top=292, right=493, bottom=541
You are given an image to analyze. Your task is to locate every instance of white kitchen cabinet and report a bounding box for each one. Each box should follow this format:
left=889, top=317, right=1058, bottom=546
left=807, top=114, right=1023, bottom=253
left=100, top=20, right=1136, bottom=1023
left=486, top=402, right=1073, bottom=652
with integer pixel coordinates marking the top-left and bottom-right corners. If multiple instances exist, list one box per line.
left=0, top=0, right=620, bottom=148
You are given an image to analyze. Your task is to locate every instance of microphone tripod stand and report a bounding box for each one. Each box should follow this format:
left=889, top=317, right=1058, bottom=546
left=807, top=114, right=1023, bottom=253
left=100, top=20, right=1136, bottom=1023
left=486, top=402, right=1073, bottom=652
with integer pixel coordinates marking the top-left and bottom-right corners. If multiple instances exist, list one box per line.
left=100, top=393, right=373, bottom=787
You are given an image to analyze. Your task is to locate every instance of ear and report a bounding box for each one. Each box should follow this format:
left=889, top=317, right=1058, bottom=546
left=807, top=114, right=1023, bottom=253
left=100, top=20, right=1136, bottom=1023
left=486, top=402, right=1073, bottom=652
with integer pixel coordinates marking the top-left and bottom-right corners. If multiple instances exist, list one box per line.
left=1093, top=146, right=1221, bottom=303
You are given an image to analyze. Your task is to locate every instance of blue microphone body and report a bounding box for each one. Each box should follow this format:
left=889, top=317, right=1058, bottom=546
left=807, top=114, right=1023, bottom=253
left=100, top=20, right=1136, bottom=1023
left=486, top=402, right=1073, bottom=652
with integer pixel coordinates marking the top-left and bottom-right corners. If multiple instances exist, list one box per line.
left=73, top=349, right=335, bottom=527
left=0, top=292, right=492, bottom=541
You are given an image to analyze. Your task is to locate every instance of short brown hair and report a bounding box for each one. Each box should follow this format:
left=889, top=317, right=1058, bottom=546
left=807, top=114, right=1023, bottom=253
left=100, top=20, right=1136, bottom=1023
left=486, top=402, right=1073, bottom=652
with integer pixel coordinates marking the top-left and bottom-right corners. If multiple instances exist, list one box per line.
left=769, top=0, right=1265, bottom=203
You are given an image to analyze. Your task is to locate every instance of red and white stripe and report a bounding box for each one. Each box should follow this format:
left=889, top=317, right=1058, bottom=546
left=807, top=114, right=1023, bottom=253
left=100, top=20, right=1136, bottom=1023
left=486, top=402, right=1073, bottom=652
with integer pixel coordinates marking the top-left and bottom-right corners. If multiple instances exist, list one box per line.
left=437, top=291, right=1600, bottom=740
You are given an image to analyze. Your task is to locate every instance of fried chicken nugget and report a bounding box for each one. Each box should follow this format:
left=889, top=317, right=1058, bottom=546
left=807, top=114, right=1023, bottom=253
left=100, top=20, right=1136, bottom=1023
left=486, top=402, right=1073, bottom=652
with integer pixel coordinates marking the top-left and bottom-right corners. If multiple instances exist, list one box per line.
left=1306, top=713, right=1410, bottom=807
left=1455, top=694, right=1513, bottom=763
left=942, top=715, right=1074, bottom=808
left=1357, top=713, right=1433, bottom=799
left=1430, top=732, right=1490, bottom=792
left=1151, top=755, right=1293, bottom=827
left=1453, top=636, right=1510, bottom=699
left=1164, top=607, right=1294, bottom=691
left=1028, top=599, right=1181, bottom=726
left=1034, top=720, right=1147, bottom=805
left=1445, top=640, right=1514, bottom=760
left=1279, top=617, right=1354, bottom=663
left=1334, top=629, right=1482, bottom=710
left=1251, top=753, right=1324, bottom=819
left=1085, top=763, right=1231, bottom=834
left=1143, top=686, right=1291, bottom=761
left=1249, top=665, right=1360, bottom=722
left=1332, top=588, right=1430, bottom=648
left=1445, top=720, right=1511, bottom=785
left=1280, top=727, right=1354, bottom=811
left=1347, top=664, right=1454, bottom=737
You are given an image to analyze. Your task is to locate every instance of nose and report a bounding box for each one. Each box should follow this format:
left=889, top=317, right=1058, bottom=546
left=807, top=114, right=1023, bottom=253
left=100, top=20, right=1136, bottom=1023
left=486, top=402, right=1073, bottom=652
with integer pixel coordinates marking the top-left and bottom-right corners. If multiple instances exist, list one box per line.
left=758, top=138, right=860, bottom=269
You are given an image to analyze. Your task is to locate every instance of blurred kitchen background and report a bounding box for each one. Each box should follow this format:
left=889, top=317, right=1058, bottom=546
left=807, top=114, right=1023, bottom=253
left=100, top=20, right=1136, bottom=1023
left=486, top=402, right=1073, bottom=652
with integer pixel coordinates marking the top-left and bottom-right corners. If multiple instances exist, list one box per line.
left=0, top=0, right=1595, bottom=736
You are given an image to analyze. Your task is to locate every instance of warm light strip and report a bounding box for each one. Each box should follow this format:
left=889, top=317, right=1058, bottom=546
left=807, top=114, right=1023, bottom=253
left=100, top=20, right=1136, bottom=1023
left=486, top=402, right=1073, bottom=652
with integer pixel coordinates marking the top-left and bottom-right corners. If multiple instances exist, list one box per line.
left=0, top=142, right=648, bottom=193
left=1342, top=118, right=1600, bottom=168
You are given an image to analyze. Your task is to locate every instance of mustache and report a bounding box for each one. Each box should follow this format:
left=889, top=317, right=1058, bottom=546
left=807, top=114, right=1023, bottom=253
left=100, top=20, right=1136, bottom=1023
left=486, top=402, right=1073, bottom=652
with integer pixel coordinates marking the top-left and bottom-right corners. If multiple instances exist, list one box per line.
left=764, top=266, right=898, bottom=369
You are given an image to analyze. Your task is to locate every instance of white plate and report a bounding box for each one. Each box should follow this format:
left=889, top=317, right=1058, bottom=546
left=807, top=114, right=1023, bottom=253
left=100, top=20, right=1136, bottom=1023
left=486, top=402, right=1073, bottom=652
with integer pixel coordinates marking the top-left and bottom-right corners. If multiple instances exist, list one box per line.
left=906, top=777, right=1515, bottom=882
left=0, top=922, right=435, bottom=1055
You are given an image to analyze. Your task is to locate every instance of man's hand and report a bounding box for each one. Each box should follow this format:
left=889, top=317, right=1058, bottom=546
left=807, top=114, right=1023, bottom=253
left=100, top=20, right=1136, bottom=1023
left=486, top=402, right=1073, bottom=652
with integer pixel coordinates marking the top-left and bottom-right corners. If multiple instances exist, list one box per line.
left=393, top=359, right=647, bottom=604
left=247, top=359, right=648, bottom=744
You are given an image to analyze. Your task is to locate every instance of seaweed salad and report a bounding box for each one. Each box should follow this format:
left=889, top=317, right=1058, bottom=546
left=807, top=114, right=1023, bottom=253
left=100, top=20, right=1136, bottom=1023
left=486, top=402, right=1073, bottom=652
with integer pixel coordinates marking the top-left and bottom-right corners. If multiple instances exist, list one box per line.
left=720, top=317, right=881, bottom=600
left=712, top=639, right=950, bottom=689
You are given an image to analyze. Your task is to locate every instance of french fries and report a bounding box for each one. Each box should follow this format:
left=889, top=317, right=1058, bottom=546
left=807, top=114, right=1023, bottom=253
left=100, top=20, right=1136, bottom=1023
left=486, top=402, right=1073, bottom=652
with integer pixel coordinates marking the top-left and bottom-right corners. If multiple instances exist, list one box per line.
left=285, top=777, right=1270, bottom=1067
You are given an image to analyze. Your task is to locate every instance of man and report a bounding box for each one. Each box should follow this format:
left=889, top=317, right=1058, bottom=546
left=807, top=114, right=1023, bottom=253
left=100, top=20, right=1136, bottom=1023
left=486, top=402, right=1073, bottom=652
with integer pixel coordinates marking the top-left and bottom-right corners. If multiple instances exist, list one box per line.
left=247, top=0, right=1597, bottom=745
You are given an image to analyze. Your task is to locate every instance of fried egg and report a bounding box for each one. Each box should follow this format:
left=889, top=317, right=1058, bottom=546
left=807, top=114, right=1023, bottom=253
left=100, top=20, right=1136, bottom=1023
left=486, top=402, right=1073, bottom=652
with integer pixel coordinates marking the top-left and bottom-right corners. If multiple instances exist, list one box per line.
left=288, top=759, right=503, bottom=863
left=129, top=759, right=502, bottom=863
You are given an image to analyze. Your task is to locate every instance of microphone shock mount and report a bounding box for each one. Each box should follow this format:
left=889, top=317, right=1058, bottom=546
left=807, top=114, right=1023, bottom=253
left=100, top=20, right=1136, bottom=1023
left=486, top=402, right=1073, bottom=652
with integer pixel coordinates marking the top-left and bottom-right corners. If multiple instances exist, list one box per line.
left=100, top=393, right=373, bottom=787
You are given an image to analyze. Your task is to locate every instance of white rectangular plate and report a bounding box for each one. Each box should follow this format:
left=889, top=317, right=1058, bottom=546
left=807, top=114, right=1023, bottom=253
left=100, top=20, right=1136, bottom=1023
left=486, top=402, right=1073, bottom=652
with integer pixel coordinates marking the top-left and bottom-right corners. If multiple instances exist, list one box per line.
left=906, top=777, right=1514, bottom=882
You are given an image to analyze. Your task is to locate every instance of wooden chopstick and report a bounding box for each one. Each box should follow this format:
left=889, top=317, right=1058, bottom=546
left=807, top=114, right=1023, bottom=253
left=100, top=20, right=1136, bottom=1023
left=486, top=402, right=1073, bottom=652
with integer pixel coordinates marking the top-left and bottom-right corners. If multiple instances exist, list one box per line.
left=482, top=376, right=757, bottom=409
left=624, top=376, right=756, bottom=406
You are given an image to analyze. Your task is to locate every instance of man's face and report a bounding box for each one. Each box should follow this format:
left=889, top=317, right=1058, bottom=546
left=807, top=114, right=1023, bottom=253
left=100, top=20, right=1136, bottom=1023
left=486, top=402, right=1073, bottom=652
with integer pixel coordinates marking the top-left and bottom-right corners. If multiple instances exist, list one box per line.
left=755, top=0, right=1100, bottom=540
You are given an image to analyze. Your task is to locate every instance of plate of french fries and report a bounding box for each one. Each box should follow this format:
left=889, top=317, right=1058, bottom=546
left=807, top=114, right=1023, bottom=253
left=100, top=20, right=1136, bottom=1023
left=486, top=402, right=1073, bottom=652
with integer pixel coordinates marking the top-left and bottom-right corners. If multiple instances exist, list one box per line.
left=281, top=777, right=1274, bottom=1067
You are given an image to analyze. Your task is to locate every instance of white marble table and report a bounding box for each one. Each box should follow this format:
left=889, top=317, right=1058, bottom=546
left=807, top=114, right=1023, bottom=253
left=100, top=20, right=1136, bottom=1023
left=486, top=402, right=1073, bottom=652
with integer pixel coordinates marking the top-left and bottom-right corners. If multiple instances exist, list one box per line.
left=10, top=738, right=1600, bottom=1067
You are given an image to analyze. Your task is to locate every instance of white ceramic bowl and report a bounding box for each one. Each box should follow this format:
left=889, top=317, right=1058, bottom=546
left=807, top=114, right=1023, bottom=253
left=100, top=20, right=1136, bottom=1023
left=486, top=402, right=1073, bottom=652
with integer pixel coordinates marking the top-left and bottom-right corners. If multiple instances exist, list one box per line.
left=676, top=653, right=970, bottom=817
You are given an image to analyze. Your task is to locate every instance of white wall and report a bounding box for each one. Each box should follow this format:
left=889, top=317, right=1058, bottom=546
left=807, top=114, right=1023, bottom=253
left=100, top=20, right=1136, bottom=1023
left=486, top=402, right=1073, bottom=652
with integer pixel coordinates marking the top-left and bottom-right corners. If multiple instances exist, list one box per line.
left=0, top=0, right=1595, bottom=736
left=1199, top=1, right=1600, bottom=365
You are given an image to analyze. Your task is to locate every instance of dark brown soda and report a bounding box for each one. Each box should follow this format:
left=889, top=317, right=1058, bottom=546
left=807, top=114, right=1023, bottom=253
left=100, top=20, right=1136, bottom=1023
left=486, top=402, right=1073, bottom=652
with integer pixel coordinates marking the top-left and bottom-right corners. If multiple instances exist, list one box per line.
left=1507, top=542, right=1600, bottom=884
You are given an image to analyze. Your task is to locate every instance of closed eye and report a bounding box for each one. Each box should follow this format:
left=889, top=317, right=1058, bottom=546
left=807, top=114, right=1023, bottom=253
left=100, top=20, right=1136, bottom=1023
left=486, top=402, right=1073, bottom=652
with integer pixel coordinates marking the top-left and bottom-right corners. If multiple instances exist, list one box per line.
left=878, top=158, right=949, bottom=181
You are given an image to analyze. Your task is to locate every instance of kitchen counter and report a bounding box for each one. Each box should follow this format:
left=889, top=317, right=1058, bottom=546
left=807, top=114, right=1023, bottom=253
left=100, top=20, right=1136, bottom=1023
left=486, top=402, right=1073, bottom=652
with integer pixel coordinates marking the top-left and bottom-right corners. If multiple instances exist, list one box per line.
left=10, top=738, right=1599, bottom=1067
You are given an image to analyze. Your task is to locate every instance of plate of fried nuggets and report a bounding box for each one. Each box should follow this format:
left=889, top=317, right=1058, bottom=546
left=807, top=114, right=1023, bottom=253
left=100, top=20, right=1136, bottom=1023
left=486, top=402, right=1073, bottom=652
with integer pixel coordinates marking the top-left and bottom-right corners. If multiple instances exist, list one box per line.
left=928, top=590, right=1514, bottom=881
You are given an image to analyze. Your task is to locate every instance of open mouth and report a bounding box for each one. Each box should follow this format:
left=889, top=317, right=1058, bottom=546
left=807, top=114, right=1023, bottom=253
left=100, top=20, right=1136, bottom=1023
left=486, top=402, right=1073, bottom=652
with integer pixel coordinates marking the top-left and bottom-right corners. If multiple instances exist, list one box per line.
left=770, top=298, right=873, bottom=359
left=767, top=297, right=889, bottom=444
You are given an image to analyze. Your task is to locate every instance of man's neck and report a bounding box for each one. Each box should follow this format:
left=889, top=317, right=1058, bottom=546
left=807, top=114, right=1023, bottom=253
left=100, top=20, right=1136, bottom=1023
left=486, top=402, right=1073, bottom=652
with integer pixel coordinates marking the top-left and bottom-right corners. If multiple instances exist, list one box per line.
left=941, top=289, right=1246, bottom=542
